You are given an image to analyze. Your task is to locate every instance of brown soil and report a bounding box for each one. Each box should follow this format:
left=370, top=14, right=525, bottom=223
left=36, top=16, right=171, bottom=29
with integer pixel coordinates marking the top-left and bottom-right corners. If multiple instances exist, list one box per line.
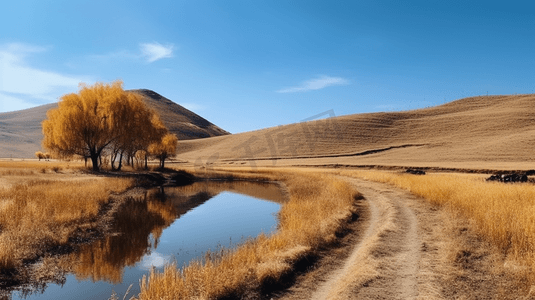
left=272, top=178, right=534, bottom=300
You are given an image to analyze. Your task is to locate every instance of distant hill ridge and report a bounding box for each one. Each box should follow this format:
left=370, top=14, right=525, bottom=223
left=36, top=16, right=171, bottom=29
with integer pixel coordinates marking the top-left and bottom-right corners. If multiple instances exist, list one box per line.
left=176, top=94, right=535, bottom=170
left=0, top=89, right=229, bottom=158
left=131, top=89, right=229, bottom=139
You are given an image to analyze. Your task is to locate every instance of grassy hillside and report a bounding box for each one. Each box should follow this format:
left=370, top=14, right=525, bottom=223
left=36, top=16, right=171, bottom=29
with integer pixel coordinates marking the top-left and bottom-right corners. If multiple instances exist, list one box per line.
left=0, top=90, right=229, bottom=158
left=177, top=94, right=535, bottom=170
left=0, top=103, right=56, bottom=159
left=131, top=89, right=229, bottom=139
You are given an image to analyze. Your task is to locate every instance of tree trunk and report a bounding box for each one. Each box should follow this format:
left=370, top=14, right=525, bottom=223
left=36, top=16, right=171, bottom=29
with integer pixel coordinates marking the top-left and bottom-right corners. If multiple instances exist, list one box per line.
left=111, top=149, right=119, bottom=171
left=145, top=154, right=148, bottom=170
left=90, top=154, right=100, bottom=172
left=118, top=152, right=123, bottom=171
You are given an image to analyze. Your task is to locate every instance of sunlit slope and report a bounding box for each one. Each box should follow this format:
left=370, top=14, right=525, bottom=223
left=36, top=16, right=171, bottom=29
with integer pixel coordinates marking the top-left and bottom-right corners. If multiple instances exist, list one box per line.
left=0, top=103, right=56, bottom=159
left=131, top=89, right=229, bottom=139
left=177, top=94, right=535, bottom=168
left=0, top=89, right=229, bottom=158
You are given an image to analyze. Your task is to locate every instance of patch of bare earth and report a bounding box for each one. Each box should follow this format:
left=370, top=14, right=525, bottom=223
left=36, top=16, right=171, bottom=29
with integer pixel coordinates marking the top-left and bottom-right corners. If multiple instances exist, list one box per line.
left=272, top=178, right=533, bottom=299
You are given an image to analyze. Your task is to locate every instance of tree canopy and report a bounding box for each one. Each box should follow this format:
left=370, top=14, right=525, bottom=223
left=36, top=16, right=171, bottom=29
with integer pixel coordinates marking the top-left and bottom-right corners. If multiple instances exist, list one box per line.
left=42, top=80, right=169, bottom=171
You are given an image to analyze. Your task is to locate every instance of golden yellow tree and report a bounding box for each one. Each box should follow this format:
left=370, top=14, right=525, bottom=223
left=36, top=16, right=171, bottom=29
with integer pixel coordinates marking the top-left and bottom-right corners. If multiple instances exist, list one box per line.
left=42, top=80, right=167, bottom=171
left=148, top=133, right=178, bottom=169
left=108, top=94, right=167, bottom=171
left=35, top=151, right=45, bottom=161
left=135, top=114, right=168, bottom=169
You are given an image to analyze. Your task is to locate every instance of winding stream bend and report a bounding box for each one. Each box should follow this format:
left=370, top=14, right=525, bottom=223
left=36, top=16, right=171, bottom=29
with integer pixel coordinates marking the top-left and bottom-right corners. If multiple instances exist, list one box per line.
left=4, top=180, right=286, bottom=300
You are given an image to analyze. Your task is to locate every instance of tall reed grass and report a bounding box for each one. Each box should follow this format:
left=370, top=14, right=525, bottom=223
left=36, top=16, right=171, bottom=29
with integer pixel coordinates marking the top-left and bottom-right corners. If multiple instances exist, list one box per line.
left=0, top=160, right=84, bottom=171
left=0, top=178, right=132, bottom=270
left=136, top=169, right=358, bottom=299
left=0, top=160, right=86, bottom=178
left=340, top=170, right=535, bottom=275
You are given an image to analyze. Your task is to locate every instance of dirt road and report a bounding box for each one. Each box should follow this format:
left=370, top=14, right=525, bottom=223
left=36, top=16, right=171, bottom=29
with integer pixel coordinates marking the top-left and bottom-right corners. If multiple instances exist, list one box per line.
left=274, top=177, right=531, bottom=300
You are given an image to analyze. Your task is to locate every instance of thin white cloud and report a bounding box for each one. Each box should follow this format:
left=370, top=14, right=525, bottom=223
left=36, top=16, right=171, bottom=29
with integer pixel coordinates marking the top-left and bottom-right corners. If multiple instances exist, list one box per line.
left=87, top=49, right=138, bottom=62
left=140, top=42, right=174, bottom=63
left=0, top=43, right=88, bottom=112
left=4, top=43, right=49, bottom=54
left=277, top=76, right=349, bottom=93
left=89, top=42, right=174, bottom=63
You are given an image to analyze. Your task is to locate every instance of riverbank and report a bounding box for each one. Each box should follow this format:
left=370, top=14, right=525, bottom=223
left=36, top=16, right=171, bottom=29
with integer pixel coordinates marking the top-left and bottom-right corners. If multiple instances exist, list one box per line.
left=136, top=167, right=359, bottom=299
left=0, top=162, right=196, bottom=295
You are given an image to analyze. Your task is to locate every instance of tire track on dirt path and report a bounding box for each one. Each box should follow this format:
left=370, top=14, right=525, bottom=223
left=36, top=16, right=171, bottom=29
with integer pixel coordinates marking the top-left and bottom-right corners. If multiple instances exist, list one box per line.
left=275, top=177, right=445, bottom=300
left=309, top=179, right=382, bottom=300
left=338, top=179, right=424, bottom=300
left=313, top=178, right=431, bottom=300
left=274, top=176, right=535, bottom=300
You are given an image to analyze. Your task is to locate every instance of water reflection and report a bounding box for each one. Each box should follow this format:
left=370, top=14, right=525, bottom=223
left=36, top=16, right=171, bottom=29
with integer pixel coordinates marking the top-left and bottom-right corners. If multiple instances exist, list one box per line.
left=69, top=197, right=178, bottom=284
left=2, top=180, right=286, bottom=299
left=69, top=181, right=286, bottom=284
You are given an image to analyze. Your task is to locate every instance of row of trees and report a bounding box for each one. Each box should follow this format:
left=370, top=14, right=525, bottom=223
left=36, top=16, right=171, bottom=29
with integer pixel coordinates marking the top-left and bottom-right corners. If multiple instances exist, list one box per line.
left=42, top=80, right=177, bottom=171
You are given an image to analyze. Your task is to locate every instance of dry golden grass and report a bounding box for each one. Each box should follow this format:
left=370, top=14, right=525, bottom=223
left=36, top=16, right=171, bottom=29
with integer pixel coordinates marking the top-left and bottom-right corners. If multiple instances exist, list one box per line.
left=0, top=159, right=84, bottom=167
left=0, top=161, right=89, bottom=191
left=0, top=160, right=84, bottom=174
left=0, top=176, right=132, bottom=270
left=339, top=169, right=535, bottom=277
left=135, top=168, right=358, bottom=299
left=176, top=94, right=535, bottom=169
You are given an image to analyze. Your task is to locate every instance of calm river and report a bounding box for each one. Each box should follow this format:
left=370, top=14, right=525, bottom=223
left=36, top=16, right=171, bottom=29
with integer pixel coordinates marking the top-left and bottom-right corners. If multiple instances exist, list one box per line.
left=5, top=180, right=286, bottom=300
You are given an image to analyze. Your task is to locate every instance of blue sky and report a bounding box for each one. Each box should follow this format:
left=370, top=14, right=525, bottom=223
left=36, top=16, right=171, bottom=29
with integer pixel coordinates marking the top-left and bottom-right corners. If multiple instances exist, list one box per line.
left=1, top=1, right=534, bottom=133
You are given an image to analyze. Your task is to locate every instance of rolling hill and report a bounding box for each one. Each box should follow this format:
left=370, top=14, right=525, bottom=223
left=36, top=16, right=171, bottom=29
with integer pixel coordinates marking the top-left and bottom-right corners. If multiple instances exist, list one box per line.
left=177, top=94, right=535, bottom=170
left=0, top=90, right=229, bottom=158
left=131, top=89, right=229, bottom=139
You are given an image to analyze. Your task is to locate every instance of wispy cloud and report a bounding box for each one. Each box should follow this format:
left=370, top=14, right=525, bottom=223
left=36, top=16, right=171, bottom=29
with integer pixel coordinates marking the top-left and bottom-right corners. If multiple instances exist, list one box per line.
left=3, top=43, right=49, bottom=54
left=277, top=76, right=349, bottom=93
left=0, top=43, right=88, bottom=112
left=89, top=42, right=175, bottom=64
left=140, top=42, right=174, bottom=63
left=87, top=49, right=138, bottom=62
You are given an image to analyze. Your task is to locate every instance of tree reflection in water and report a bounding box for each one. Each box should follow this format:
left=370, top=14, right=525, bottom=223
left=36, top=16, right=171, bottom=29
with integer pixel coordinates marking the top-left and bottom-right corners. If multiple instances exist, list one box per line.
left=69, top=188, right=214, bottom=284
left=67, top=181, right=285, bottom=284
left=1, top=180, right=286, bottom=298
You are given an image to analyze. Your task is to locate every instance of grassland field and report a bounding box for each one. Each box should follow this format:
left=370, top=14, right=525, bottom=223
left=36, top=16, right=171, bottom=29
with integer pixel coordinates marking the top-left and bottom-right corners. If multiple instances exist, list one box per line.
left=2, top=159, right=535, bottom=299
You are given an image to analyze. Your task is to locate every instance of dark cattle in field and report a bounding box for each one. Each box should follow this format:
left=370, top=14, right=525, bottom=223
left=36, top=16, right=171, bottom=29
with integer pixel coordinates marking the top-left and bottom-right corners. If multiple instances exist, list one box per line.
left=486, top=173, right=528, bottom=183
left=406, top=169, right=426, bottom=175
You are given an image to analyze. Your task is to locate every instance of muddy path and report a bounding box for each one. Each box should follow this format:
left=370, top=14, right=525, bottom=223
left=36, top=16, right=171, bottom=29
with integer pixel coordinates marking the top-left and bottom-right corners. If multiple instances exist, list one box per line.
left=273, top=177, right=532, bottom=300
